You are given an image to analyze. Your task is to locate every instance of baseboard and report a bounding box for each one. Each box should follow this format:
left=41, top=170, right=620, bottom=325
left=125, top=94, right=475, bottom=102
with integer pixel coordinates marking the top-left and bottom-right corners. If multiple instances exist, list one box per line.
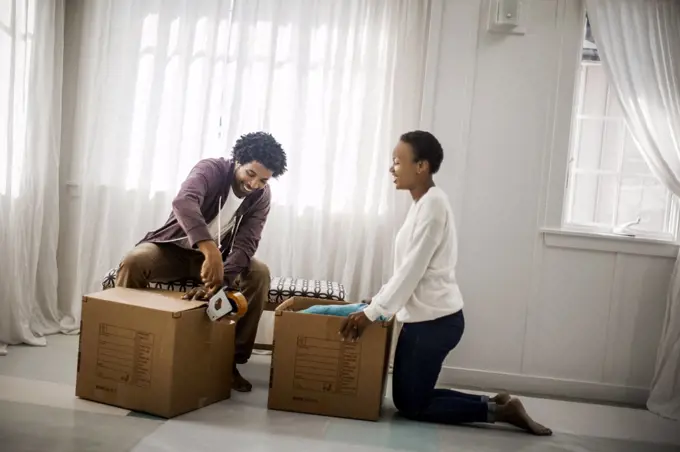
left=439, top=366, right=650, bottom=407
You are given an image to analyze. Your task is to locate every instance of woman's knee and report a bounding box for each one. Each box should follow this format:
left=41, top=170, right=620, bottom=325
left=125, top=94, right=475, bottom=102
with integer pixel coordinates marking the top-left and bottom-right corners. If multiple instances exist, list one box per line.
left=392, top=374, right=425, bottom=417
left=393, top=394, right=423, bottom=419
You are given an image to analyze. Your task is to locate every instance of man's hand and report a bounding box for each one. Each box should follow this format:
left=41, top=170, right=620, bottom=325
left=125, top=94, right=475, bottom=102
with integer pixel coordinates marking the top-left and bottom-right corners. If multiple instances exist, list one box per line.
left=339, top=311, right=374, bottom=342
left=183, top=284, right=220, bottom=301
left=198, top=240, right=224, bottom=288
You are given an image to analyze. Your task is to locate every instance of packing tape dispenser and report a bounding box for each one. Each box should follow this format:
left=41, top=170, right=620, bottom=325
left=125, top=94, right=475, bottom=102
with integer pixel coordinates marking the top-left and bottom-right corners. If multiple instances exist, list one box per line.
left=206, top=287, right=248, bottom=321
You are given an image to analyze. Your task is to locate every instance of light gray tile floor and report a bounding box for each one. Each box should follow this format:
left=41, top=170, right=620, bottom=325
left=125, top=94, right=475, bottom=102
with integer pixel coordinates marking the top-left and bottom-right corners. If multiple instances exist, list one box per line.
left=1, top=334, right=678, bottom=452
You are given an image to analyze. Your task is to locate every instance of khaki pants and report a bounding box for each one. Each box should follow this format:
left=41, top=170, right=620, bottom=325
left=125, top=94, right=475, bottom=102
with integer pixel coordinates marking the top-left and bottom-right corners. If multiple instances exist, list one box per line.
left=116, top=242, right=269, bottom=364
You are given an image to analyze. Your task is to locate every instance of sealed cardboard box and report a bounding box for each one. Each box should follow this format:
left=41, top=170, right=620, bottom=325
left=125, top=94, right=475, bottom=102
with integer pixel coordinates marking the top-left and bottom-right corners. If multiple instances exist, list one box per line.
left=268, top=297, right=393, bottom=421
left=76, top=288, right=235, bottom=418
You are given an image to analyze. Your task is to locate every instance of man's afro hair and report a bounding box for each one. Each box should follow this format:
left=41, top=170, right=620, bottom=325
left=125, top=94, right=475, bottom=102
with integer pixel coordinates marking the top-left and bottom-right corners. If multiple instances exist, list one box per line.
left=232, top=132, right=287, bottom=178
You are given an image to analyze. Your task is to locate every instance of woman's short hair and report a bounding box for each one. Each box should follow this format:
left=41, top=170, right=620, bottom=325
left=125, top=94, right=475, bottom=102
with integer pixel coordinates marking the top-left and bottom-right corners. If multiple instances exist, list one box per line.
left=400, top=131, right=443, bottom=174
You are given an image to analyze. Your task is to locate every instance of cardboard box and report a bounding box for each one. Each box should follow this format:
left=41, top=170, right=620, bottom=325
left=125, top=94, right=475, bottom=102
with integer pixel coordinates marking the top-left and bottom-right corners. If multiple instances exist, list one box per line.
left=267, top=297, right=393, bottom=421
left=76, top=288, right=235, bottom=418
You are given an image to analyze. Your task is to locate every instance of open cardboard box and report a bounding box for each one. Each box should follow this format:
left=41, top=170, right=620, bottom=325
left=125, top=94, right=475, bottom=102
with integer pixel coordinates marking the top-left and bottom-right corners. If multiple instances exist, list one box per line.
left=267, top=297, right=393, bottom=421
left=76, top=288, right=235, bottom=418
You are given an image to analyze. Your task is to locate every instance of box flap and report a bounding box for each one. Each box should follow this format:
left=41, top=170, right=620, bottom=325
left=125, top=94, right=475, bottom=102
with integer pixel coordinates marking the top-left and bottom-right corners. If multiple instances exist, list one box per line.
left=85, top=288, right=206, bottom=313
left=275, top=297, right=348, bottom=314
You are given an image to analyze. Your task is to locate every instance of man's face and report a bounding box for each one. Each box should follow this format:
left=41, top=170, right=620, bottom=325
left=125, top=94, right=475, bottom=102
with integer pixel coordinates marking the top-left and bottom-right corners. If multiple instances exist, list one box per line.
left=232, top=161, right=273, bottom=198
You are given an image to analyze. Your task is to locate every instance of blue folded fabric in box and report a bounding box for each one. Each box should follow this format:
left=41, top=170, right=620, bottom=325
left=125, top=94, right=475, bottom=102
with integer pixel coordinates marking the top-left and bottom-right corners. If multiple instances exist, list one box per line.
left=300, top=303, right=387, bottom=321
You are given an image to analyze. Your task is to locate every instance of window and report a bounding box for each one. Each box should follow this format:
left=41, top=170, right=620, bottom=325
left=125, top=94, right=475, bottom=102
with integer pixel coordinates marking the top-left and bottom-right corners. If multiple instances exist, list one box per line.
left=122, top=12, right=384, bottom=216
left=563, top=16, right=678, bottom=240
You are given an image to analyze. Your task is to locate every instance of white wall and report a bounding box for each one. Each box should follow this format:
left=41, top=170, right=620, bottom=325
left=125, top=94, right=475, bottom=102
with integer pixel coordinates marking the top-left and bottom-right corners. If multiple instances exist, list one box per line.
left=429, top=0, right=674, bottom=405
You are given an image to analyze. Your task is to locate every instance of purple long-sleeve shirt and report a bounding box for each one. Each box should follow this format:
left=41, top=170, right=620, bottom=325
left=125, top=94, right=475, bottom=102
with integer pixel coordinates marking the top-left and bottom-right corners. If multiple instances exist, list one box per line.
left=140, top=158, right=270, bottom=286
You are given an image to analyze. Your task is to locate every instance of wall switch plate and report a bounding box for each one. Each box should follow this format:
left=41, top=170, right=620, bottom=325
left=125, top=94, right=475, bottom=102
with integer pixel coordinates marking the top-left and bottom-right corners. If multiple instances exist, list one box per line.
left=488, top=0, right=527, bottom=35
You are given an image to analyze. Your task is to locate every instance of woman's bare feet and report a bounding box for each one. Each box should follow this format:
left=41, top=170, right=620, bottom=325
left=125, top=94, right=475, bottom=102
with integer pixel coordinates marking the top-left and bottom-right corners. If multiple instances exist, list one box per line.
left=491, top=392, right=511, bottom=405
left=495, top=398, right=552, bottom=436
left=232, top=365, right=253, bottom=392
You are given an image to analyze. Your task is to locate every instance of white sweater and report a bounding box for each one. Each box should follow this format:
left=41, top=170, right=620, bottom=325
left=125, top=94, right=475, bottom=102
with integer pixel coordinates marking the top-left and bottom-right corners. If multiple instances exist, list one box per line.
left=363, top=187, right=464, bottom=323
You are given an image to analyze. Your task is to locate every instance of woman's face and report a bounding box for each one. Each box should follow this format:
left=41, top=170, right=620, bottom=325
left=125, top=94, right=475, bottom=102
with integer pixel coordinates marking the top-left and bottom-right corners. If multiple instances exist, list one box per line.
left=390, top=140, right=424, bottom=190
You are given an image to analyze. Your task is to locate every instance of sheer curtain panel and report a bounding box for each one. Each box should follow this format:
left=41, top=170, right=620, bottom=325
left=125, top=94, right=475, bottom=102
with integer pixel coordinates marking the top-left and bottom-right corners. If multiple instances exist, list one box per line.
left=586, top=0, right=680, bottom=420
left=0, top=0, right=67, bottom=355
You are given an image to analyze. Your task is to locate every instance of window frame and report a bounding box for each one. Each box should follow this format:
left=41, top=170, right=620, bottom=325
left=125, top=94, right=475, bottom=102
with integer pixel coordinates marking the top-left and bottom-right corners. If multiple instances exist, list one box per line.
left=542, top=3, right=679, bottom=248
left=562, top=59, right=679, bottom=242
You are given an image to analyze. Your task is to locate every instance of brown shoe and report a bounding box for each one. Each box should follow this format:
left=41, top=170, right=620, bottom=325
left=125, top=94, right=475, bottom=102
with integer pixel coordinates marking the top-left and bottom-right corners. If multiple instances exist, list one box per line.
left=232, top=365, right=253, bottom=393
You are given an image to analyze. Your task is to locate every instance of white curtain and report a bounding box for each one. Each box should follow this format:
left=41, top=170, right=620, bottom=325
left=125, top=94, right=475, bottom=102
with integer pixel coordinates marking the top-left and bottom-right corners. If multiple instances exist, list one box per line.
left=0, top=0, right=67, bottom=355
left=58, top=0, right=429, bottom=321
left=586, top=0, right=680, bottom=420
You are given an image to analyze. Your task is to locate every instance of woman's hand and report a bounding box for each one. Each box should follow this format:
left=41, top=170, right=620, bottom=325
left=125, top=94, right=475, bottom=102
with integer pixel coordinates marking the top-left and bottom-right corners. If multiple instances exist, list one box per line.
left=339, top=311, right=374, bottom=341
left=198, top=240, right=224, bottom=288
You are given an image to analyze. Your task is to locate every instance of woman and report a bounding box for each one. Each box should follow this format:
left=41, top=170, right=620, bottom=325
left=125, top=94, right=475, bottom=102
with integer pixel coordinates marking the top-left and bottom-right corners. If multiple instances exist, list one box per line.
left=340, top=131, right=552, bottom=436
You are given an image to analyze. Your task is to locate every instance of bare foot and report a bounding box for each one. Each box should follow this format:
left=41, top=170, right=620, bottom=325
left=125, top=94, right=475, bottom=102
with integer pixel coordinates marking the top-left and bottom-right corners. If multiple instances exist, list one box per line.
left=232, top=366, right=252, bottom=392
left=491, top=392, right=511, bottom=405
left=496, top=399, right=552, bottom=436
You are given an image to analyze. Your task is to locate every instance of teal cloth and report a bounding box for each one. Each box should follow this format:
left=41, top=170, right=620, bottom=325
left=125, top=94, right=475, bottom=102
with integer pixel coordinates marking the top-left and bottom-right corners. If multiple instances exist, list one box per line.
left=300, top=303, right=387, bottom=321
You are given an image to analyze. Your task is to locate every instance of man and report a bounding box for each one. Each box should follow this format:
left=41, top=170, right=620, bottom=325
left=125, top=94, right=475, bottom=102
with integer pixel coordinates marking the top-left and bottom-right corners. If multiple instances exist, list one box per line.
left=116, top=132, right=287, bottom=392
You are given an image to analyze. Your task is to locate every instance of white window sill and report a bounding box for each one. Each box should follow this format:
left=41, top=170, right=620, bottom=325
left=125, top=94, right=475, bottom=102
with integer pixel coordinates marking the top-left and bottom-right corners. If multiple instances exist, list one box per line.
left=541, top=228, right=679, bottom=258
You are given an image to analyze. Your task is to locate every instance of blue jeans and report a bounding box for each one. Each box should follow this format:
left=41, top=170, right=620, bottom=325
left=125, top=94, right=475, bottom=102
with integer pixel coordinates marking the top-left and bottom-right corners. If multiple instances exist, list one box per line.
left=392, top=310, right=492, bottom=424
